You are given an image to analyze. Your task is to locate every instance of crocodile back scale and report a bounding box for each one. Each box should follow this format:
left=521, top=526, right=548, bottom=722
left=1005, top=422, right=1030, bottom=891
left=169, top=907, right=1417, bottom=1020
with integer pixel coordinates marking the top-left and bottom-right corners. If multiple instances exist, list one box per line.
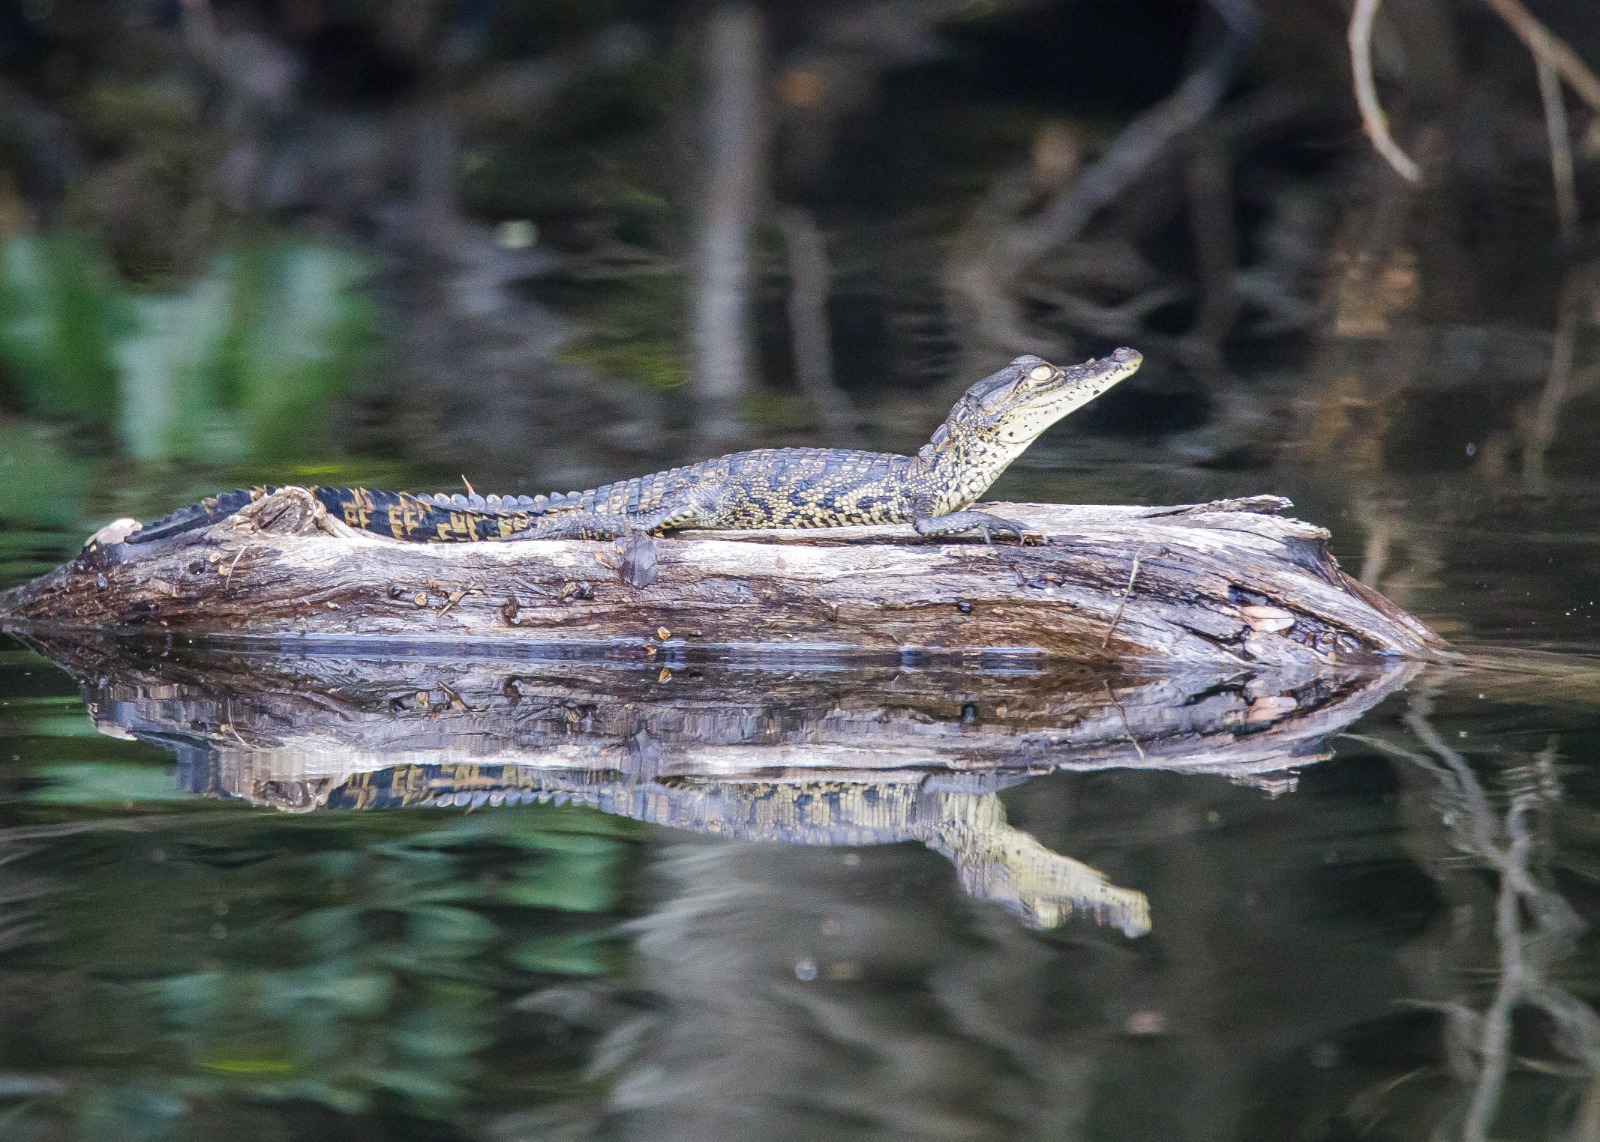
left=126, top=349, right=1142, bottom=546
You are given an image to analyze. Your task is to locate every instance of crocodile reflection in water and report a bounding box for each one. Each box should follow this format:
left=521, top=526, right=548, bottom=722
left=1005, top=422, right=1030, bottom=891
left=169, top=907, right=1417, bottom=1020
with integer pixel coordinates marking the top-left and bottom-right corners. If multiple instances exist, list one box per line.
left=21, top=632, right=1421, bottom=937
left=221, top=761, right=1150, bottom=935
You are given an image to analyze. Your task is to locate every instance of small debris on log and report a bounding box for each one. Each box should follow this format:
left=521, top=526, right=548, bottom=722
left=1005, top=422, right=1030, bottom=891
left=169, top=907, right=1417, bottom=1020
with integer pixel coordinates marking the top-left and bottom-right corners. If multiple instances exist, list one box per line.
left=0, top=486, right=1442, bottom=668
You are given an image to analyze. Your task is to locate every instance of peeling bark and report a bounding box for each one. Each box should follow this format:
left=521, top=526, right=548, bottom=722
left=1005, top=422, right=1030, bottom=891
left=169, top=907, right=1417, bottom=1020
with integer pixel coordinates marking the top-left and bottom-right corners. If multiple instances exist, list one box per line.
left=0, top=486, right=1442, bottom=668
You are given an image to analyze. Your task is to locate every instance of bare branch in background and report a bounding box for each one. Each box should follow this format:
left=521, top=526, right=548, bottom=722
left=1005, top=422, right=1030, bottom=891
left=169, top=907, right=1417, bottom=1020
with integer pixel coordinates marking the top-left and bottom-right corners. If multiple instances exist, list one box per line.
left=1484, top=0, right=1600, bottom=114
left=1182, top=130, right=1240, bottom=369
left=1536, top=57, right=1579, bottom=243
left=1523, top=265, right=1597, bottom=494
left=1483, top=0, right=1599, bottom=239
left=947, top=0, right=1259, bottom=364
left=1348, top=0, right=1422, bottom=183
left=994, top=0, right=1260, bottom=285
left=776, top=206, right=858, bottom=442
left=691, top=4, right=767, bottom=445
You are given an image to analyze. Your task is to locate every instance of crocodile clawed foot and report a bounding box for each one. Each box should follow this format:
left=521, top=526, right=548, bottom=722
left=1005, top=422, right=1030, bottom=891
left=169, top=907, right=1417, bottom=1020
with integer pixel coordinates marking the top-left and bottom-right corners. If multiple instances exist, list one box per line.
left=914, top=511, right=1045, bottom=545
left=998, top=525, right=1048, bottom=546
left=979, top=517, right=1045, bottom=545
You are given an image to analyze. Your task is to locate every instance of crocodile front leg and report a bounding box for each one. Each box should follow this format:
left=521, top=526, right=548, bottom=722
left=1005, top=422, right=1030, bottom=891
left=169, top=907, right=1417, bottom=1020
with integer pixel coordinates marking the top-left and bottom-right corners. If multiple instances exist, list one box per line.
left=913, top=510, right=1045, bottom=545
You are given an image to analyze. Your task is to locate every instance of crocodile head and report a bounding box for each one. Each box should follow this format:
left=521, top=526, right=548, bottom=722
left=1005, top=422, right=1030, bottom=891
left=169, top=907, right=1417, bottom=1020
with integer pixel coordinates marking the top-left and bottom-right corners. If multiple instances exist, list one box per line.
left=961, top=347, right=1143, bottom=447
left=915, top=348, right=1143, bottom=510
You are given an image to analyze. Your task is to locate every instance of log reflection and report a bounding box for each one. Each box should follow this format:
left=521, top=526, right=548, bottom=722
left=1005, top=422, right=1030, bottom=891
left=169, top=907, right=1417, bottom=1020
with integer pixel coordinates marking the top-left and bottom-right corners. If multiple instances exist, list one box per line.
left=20, top=634, right=1417, bottom=933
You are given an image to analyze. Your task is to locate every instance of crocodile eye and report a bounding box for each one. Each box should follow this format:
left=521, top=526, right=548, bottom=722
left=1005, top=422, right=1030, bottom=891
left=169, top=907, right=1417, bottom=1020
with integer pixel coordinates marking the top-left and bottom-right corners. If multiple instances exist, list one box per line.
left=1028, top=365, right=1054, bottom=381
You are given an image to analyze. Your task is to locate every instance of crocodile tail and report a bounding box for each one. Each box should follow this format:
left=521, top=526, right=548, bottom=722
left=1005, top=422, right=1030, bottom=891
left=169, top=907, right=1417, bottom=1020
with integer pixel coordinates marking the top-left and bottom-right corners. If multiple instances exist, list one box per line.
left=128, top=485, right=556, bottom=546
left=125, top=487, right=272, bottom=545
left=314, top=487, right=549, bottom=542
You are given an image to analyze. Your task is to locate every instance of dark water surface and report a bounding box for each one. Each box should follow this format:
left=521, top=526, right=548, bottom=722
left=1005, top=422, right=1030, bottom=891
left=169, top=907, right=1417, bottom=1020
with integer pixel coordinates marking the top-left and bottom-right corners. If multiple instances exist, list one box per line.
left=2, top=446, right=1599, bottom=1142
left=7, top=0, right=1600, bottom=1135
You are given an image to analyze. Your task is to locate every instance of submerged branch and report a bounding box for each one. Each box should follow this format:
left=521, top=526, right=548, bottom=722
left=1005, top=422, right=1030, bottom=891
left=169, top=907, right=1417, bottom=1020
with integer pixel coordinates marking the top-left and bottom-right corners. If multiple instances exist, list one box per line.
left=1368, top=688, right=1600, bottom=1140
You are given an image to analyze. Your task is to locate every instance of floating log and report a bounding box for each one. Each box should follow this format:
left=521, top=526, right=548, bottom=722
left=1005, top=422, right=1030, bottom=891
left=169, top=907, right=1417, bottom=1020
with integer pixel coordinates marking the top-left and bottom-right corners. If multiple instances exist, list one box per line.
left=0, top=486, right=1440, bottom=668
left=15, top=633, right=1421, bottom=932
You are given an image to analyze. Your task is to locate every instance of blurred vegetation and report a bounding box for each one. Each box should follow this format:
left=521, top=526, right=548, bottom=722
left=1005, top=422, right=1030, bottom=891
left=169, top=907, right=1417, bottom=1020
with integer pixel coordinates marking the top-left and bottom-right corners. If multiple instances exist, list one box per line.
left=0, top=233, right=375, bottom=465
left=0, top=745, right=639, bottom=1137
left=0, top=233, right=127, bottom=428
left=0, top=0, right=1592, bottom=524
left=0, top=424, right=89, bottom=527
left=0, top=1, right=1598, bottom=1138
left=552, top=274, right=689, bottom=391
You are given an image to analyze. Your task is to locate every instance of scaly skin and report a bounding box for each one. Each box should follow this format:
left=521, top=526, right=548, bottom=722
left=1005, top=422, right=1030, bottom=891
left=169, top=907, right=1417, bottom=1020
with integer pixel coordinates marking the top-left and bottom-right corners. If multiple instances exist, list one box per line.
left=127, top=349, right=1141, bottom=546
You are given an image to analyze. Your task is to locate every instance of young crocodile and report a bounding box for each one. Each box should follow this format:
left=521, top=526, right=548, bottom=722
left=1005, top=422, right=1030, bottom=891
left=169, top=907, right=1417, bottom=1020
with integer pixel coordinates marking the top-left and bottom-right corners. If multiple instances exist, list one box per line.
left=128, top=348, right=1141, bottom=546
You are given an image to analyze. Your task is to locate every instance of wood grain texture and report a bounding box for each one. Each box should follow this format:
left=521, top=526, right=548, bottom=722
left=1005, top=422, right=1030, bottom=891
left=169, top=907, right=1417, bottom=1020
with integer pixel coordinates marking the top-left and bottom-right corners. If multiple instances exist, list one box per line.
left=0, top=486, right=1442, bottom=668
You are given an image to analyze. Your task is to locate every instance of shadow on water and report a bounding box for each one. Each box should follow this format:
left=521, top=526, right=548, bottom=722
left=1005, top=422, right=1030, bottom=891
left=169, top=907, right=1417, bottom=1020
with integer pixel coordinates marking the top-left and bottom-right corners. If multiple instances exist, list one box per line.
left=2, top=631, right=1600, bottom=1139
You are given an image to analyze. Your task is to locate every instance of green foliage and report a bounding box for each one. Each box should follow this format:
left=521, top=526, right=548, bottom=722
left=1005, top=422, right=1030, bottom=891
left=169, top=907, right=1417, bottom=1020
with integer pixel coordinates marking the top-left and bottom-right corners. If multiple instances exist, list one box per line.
left=0, top=233, right=377, bottom=462
left=507, top=931, right=616, bottom=976
left=0, top=233, right=128, bottom=427
left=28, top=762, right=184, bottom=802
left=116, top=244, right=377, bottom=462
left=0, top=424, right=90, bottom=527
left=2, top=804, right=637, bottom=1134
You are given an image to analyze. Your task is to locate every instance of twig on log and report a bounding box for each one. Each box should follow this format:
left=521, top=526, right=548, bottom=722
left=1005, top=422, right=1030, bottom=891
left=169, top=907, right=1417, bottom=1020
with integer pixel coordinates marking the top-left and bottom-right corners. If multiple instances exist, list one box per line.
left=1101, top=543, right=1150, bottom=650
left=1102, top=680, right=1147, bottom=762
left=1348, top=0, right=1422, bottom=183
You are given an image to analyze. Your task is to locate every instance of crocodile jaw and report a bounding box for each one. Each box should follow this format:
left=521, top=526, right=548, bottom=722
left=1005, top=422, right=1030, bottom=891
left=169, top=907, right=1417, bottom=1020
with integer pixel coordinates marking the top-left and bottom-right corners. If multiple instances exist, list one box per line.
left=987, top=347, right=1144, bottom=447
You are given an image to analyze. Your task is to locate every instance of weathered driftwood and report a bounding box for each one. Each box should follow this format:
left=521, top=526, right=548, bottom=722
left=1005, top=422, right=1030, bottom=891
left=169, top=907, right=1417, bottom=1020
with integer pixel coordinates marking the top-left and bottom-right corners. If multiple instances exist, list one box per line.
left=18, top=634, right=1421, bottom=931
left=0, top=486, right=1440, bottom=668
